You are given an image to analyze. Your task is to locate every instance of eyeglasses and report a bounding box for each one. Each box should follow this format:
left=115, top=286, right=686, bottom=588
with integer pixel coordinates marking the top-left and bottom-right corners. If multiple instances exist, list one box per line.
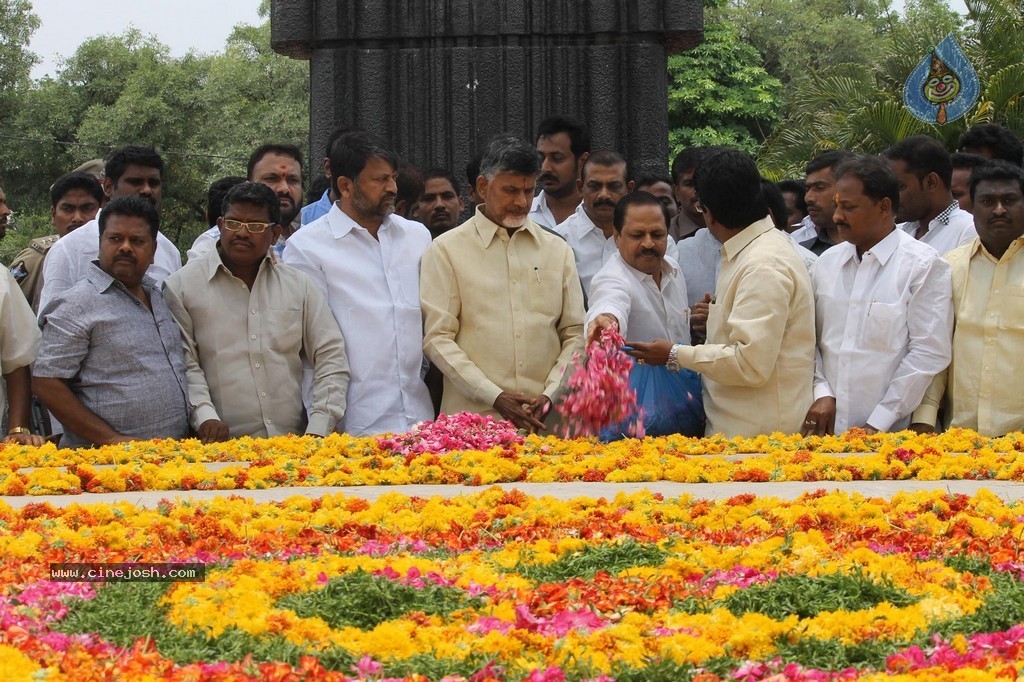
left=222, top=219, right=272, bottom=233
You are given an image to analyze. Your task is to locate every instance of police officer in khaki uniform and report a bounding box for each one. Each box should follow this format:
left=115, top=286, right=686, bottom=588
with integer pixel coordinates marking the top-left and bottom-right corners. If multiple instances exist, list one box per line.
left=9, top=172, right=102, bottom=310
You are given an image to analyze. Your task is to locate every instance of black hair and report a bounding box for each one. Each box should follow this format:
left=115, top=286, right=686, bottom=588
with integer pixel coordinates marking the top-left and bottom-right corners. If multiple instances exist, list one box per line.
left=479, top=134, right=541, bottom=178
left=833, top=155, right=900, bottom=211
left=777, top=179, right=808, bottom=214
left=693, top=149, right=767, bottom=230
left=98, top=195, right=159, bottom=239
left=104, top=145, right=163, bottom=185
left=535, top=115, right=591, bottom=159
left=465, top=153, right=483, bottom=192
left=634, top=174, right=674, bottom=190
left=959, top=124, right=1024, bottom=166
left=805, top=149, right=856, bottom=176
left=329, top=131, right=399, bottom=183
left=396, top=161, right=424, bottom=210
left=884, top=134, right=953, bottom=188
left=247, top=143, right=304, bottom=179
left=221, top=181, right=282, bottom=225
left=613, top=191, right=670, bottom=233
left=324, top=125, right=356, bottom=158
left=761, top=179, right=789, bottom=231
left=50, top=172, right=103, bottom=209
left=951, top=152, right=991, bottom=170
left=306, top=174, right=331, bottom=204
left=206, top=176, right=246, bottom=225
left=422, top=168, right=461, bottom=196
left=581, top=150, right=628, bottom=182
left=968, top=160, right=1024, bottom=201
left=671, top=146, right=714, bottom=184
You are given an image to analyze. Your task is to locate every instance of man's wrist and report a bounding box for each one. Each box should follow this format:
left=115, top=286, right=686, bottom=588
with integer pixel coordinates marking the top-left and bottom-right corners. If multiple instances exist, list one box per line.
left=666, top=344, right=682, bottom=373
left=6, top=426, right=30, bottom=436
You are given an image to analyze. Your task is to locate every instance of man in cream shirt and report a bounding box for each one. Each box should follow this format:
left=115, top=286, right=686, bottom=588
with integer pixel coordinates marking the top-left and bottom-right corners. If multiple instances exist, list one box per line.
left=626, top=149, right=815, bottom=437
left=803, top=156, right=952, bottom=436
left=913, top=161, right=1024, bottom=436
left=421, top=134, right=585, bottom=433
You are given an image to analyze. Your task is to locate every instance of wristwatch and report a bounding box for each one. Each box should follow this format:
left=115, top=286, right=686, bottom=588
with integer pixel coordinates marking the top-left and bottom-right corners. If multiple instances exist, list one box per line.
left=6, top=427, right=30, bottom=436
left=666, top=344, right=682, bottom=373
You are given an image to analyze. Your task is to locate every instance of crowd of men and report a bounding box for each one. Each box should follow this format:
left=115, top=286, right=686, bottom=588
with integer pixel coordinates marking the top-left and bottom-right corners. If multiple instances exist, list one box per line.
left=0, top=119, right=1022, bottom=447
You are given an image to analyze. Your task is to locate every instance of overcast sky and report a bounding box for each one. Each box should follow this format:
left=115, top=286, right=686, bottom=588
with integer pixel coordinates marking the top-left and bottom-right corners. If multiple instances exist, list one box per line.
left=29, top=0, right=263, bottom=79
left=28, top=0, right=968, bottom=81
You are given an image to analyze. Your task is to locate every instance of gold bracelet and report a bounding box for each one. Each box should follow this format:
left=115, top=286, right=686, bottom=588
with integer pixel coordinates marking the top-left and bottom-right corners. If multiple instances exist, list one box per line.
left=6, top=427, right=30, bottom=436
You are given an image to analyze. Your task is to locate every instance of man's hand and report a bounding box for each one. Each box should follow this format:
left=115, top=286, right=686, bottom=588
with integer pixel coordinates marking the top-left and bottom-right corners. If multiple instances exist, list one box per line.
left=690, top=293, right=713, bottom=341
left=104, top=434, right=141, bottom=445
left=197, top=419, right=230, bottom=444
left=586, top=313, right=619, bottom=346
left=2, top=432, right=45, bottom=447
left=802, top=397, right=836, bottom=436
left=494, top=391, right=548, bottom=433
left=908, top=423, right=935, bottom=434
left=862, top=425, right=879, bottom=436
left=624, top=340, right=673, bottom=366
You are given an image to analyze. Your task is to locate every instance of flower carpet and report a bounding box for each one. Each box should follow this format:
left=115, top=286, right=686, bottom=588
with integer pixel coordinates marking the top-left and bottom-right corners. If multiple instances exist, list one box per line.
left=2, top=416, right=1024, bottom=680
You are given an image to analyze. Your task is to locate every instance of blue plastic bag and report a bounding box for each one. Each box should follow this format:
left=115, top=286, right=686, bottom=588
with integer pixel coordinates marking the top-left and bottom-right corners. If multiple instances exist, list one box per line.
left=600, top=364, right=705, bottom=440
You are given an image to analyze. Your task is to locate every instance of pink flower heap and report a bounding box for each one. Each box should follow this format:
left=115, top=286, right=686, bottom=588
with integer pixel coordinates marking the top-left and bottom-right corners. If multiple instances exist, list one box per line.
left=556, top=327, right=643, bottom=438
left=376, top=412, right=524, bottom=456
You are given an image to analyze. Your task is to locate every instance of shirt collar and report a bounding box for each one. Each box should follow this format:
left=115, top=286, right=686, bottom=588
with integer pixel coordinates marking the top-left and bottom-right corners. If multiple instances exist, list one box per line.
left=325, top=201, right=397, bottom=240
left=720, top=215, right=775, bottom=261
left=86, top=260, right=156, bottom=294
left=863, top=227, right=901, bottom=265
left=473, top=204, right=544, bottom=247
left=202, top=242, right=273, bottom=282
left=569, top=202, right=604, bottom=238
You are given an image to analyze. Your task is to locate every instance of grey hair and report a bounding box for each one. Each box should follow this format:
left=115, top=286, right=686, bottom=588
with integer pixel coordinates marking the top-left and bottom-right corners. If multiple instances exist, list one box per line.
left=479, top=134, right=541, bottom=180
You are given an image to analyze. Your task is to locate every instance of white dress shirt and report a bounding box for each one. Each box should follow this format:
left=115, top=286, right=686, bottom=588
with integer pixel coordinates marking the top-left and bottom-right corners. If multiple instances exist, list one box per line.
left=899, top=202, right=977, bottom=256
left=38, top=213, right=182, bottom=315
left=676, top=228, right=723, bottom=307
left=789, top=215, right=817, bottom=244
left=283, top=203, right=433, bottom=436
left=811, top=228, right=952, bottom=432
left=186, top=226, right=219, bottom=263
left=586, top=252, right=691, bottom=344
left=529, top=192, right=564, bottom=231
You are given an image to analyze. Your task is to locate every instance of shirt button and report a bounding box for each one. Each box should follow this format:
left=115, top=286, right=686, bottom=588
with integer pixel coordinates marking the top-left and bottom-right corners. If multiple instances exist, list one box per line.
left=512, top=280, right=518, bottom=285
left=255, top=363, right=261, bottom=368
left=251, top=335, right=257, bottom=340
left=251, top=309, right=257, bottom=314
left=995, top=289, right=1000, bottom=294
left=261, top=392, right=267, bottom=397
left=265, top=419, right=272, bottom=425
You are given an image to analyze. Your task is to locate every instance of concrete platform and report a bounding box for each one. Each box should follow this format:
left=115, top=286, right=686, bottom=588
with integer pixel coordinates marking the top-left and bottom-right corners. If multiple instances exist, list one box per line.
left=2, top=479, right=1022, bottom=509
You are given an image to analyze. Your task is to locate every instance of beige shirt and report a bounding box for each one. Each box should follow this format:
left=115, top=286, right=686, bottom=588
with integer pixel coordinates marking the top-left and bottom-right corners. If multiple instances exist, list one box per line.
left=675, top=217, right=816, bottom=437
left=421, top=206, right=585, bottom=417
left=914, top=237, right=1024, bottom=436
left=1, top=268, right=41, bottom=409
left=162, top=246, right=349, bottom=438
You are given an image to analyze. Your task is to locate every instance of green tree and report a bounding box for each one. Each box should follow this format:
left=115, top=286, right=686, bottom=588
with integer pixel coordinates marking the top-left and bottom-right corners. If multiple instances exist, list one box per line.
left=0, top=0, right=39, bottom=122
left=667, top=19, right=784, bottom=158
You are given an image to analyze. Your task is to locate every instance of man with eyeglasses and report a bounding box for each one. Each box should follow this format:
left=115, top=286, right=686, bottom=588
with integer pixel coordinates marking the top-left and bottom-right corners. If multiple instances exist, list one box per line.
left=162, top=182, right=349, bottom=442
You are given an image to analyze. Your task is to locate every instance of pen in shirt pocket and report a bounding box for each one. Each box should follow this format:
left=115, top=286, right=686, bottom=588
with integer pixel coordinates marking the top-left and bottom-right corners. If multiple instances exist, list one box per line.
left=534, top=267, right=541, bottom=283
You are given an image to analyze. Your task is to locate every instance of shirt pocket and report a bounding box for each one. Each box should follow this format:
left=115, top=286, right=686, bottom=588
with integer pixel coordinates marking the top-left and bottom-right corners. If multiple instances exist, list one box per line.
left=528, top=269, right=563, bottom=319
left=1000, top=286, right=1024, bottom=331
left=266, top=308, right=303, bottom=356
left=862, top=301, right=906, bottom=352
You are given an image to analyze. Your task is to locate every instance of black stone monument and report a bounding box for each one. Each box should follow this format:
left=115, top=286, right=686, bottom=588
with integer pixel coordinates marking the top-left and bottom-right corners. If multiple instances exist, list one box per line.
left=271, top=0, right=703, bottom=184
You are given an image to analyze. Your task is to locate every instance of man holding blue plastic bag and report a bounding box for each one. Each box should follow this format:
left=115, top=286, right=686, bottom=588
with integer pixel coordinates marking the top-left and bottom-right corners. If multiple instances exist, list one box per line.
left=585, top=192, right=704, bottom=437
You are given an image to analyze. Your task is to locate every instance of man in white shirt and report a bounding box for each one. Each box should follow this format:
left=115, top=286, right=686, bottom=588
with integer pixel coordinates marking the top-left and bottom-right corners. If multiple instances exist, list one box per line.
left=283, top=131, right=433, bottom=436
left=38, top=146, right=182, bottom=314
left=555, top=151, right=635, bottom=296
left=803, top=155, right=952, bottom=436
left=586, top=191, right=690, bottom=345
left=530, top=115, right=590, bottom=230
left=885, top=134, right=977, bottom=255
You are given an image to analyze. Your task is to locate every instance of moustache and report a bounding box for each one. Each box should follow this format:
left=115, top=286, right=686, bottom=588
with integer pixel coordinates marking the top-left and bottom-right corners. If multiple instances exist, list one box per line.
left=639, top=250, right=660, bottom=257
left=594, top=199, right=616, bottom=208
left=538, top=173, right=558, bottom=184
left=114, top=254, right=136, bottom=263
